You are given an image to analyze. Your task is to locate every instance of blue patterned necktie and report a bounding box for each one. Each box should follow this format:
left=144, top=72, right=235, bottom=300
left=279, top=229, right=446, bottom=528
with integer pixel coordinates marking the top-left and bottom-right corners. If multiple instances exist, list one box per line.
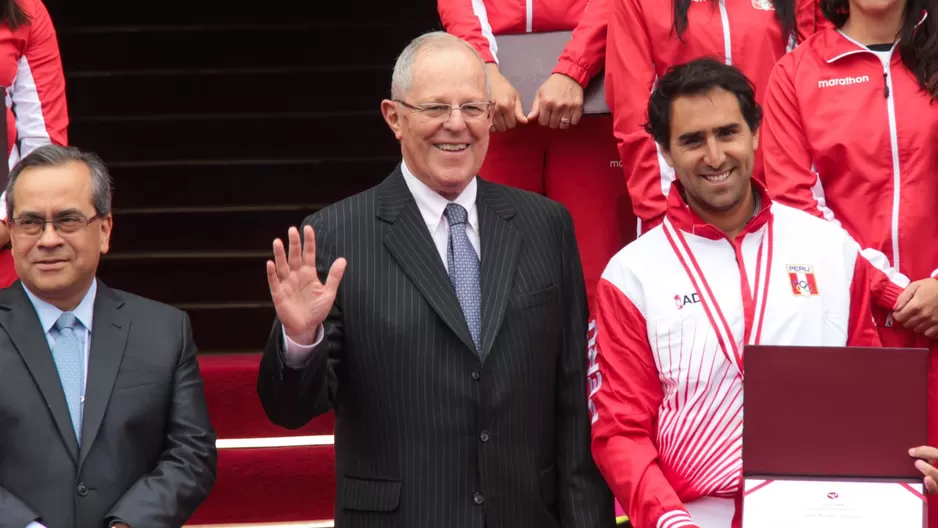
left=51, top=312, right=84, bottom=442
left=444, top=203, right=481, bottom=353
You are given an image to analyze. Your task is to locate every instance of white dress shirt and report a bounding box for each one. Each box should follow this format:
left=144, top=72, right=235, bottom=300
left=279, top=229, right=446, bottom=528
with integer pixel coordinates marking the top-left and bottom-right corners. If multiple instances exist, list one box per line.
left=22, top=279, right=97, bottom=528
left=282, top=160, right=480, bottom=366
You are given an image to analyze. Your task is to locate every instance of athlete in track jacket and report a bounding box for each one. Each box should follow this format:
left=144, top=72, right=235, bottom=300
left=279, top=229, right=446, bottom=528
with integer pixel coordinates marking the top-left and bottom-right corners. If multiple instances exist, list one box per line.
left=438, top=0, right=635, bottom=309
left=605, top=0, right=831, bottom=234
left=589, top=58, right=896, bottom=528
left=761, top=9, right=938, bottom=522
left=0, top=0, right=68, bottom=287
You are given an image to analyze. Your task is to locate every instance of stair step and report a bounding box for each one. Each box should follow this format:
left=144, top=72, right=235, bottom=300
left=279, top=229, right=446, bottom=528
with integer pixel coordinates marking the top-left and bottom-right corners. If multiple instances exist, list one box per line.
left=108, top=158, right=392, bottom=209
left=62, top=24, right=428, bottom=72
left=70, top=113, right=398, bottom=162
left=184, top=305, right=275, bottom=352
left=99, top=255, right=270, bottom=305
left=197, top=353, right=336, bottom=438
left=110, top=208, right=311, bottom=253
left=68, top=68, right=391, bottom=116
left=62, top=0, right=438, bottom=27
left=188, top=445, right=336, bottom=524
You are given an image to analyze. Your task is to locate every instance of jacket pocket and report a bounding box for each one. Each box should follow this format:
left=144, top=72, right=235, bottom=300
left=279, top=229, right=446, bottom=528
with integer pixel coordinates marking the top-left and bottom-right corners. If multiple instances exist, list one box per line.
left=538, top=464, right=558, bottom=505
left=511, top=284, right=558, bottom=310
left=339, top=476, right=402, bottom=512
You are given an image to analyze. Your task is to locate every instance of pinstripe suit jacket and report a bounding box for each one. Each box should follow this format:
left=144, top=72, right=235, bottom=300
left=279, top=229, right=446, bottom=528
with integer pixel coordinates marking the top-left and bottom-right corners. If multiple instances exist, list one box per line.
left=258, top=166, right=614, bottom=528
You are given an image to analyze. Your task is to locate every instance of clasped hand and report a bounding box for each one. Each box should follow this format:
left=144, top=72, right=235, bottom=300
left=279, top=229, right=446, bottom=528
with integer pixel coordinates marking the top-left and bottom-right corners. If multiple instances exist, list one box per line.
left=267, top=225, right=346, bottom=345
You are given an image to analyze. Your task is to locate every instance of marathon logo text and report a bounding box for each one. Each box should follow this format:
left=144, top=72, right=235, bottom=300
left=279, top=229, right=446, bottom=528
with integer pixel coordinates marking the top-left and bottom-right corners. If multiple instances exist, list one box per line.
left=818, top=75, right=870, bottom=88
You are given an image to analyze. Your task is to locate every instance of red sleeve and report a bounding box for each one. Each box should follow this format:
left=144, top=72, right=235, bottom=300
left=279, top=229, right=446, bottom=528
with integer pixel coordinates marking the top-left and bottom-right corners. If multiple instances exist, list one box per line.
left=794, top=0, right=834, bottom=42
left=761, top=54, right=825, bottom=218
left=13, top=0, right=68, bottom=153
left=847, top=251, right=884, bottom=347
left=553, top=0, right=608, bottom=87
left=605, top=0, right=667, bottom=228
left=437, top=0, right=498, bottom=63
left=590, top=278, right=699, bottom=528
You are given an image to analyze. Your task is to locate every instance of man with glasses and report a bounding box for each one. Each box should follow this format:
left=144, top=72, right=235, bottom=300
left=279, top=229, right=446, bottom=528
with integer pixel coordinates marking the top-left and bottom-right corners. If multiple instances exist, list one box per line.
left=257, top=31, right=614, bottom=527
left=0, top=145, right=217, bottom=527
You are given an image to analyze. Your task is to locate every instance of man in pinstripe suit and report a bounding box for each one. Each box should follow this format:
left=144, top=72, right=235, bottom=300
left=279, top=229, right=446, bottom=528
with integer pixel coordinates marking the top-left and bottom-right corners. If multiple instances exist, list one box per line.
left=257, top=32, right=614, bottom=528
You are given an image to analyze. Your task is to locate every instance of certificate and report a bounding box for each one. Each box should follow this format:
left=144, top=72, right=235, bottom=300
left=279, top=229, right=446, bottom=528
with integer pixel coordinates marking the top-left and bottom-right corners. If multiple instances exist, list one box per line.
left=742, top=478, right=925, bottom=527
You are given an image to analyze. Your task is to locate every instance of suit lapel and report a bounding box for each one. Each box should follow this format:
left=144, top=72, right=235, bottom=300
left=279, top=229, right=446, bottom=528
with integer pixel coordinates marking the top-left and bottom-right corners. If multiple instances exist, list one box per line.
left=476, top=180, right=521, bottom=361
left=0, top=283, right=79, bottom=462
left=379, top=169, right=478, bottom=354
left=79, top=282, right=129, bottom=467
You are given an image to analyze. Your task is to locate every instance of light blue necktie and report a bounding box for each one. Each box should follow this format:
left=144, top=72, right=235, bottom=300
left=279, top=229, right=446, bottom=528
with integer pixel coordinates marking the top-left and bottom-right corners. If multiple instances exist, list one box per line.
left=444, top=203, right=482, bottom=353
left=51, top=312, right=84, bottom=442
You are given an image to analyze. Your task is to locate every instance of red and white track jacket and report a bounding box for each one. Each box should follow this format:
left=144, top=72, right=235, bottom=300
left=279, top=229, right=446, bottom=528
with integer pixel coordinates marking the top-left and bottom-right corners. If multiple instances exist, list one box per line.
left=0, top=0, right=68, bottom=218
left=762, top=23, right=938, bottom=295
left=588, top=183, right=889, bottom=528
left=605, top=0, right=831, bottom=234
left=437, top=0, right=607, bottom=87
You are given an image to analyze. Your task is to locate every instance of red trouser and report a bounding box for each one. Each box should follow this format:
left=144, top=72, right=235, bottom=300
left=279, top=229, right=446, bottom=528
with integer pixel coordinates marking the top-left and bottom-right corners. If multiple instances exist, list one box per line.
left=479, top=115, right=636, bottom=309
left=878, top=324, right=938, bottom=525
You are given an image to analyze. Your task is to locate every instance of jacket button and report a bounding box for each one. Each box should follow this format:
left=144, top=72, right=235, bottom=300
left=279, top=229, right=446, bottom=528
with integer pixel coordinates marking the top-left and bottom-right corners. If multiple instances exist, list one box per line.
left=76, top=483, right=88, bottom=496
left=480, top=430, right=490, bottom=442
left=473, top=492, right=484, bottom=505
left=471, top=370, right=480, bottom=380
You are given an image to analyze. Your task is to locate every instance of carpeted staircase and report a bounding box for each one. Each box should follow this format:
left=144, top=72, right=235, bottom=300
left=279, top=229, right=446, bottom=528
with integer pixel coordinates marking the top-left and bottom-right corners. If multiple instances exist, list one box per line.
left=50, top=0, right=440, bottom=524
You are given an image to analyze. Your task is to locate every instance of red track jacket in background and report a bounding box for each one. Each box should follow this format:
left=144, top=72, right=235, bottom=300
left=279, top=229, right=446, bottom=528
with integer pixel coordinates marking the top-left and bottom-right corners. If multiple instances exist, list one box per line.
left=437, top=0, right=608, bottom=87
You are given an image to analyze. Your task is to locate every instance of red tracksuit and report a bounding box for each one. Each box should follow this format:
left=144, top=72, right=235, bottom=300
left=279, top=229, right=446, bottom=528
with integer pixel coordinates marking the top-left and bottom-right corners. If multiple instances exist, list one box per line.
left=438, top=0, right=635, bottom=307
left=761, top=23, right=938, bottom=524
left=605, top=0, right=830, bottom=234
left=0, top=0, right=69, bottom=286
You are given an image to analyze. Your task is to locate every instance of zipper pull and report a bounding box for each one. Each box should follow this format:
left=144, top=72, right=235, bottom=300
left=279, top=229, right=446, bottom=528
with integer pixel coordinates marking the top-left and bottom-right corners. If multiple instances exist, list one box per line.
left=883, top=73, right=890, bottom=98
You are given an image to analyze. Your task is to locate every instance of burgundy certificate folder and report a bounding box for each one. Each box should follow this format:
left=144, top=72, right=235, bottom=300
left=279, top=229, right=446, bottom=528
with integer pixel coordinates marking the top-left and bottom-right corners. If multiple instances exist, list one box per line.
left=741, top=345, right=930, bottom=527
left=743, top=345, right=929, bottom=480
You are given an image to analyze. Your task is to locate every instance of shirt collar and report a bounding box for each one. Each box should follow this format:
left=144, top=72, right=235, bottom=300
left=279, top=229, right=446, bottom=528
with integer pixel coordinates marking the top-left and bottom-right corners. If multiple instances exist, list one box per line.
left=665, top=178, right=773, bottom=241
left=22, top=278, right=97, bottom=334
left=400, top=159, right=478, bottom=232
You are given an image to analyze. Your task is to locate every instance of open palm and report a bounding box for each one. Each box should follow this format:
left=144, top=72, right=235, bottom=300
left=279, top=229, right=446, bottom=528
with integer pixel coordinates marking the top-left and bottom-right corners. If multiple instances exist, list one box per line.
left=267, top=225, right=347, bottom=345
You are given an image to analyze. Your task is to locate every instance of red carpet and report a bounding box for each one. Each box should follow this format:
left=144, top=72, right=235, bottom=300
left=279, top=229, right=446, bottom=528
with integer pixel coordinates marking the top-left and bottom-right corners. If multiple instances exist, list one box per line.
left=189, top=354, right=336, bottom=524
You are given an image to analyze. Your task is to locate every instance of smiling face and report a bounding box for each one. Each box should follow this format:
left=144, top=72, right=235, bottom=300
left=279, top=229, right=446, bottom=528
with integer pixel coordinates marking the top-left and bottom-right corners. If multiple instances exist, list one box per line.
left=10, top=161, right=112, bottom=310
left=662, top=87, right=757, bottom=219
left=381, top=44, right=492, bottom=199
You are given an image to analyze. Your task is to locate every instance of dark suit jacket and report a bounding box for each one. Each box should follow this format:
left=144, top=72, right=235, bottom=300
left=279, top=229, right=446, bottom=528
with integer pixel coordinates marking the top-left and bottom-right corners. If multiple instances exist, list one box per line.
left=258, top=168, right=614, bottom=528
left=0, top=280, right=217, bottom=528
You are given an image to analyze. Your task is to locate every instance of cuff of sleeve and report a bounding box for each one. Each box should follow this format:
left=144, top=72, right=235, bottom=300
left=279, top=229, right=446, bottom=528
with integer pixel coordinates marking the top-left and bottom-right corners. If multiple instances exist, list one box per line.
left=930, top=268, right=938, bottom=279
left=282, top=324, right=325, bottom=369
left=880, top=281, right=905, bottom=311
left=108, top=519, right=126, bottom=527
left=552, top=58, right=593, bottom=88
left=26, top=522, right=46, bottom=528
left=656, top=510, right=699, bottom=528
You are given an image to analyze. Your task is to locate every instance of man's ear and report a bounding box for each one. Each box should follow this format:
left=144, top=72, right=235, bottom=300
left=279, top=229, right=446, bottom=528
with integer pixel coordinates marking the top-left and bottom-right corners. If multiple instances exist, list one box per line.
left=381, top=99, right=404, bottom=141
left=752, top=128, right=760, bottom=151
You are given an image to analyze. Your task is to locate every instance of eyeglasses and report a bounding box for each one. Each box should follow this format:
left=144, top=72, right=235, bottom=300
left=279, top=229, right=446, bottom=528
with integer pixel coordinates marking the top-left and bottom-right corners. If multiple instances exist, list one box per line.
left=395, top=100, right=494, bottom=122
left=10, top=213, right=104, bottom=237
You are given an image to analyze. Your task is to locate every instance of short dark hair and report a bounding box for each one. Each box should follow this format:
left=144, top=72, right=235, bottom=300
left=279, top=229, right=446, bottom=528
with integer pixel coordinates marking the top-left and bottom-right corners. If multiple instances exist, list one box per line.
left=5, top=145, right=113, bottom=222
left=644, top=58, right=763, bottom=150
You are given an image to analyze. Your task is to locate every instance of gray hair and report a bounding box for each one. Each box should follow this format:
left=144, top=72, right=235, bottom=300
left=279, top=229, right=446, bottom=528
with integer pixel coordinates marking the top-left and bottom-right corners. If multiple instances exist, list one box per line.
left=5, top=145, right=113, bottom=222
left=390, top=31, right=491, bottom=101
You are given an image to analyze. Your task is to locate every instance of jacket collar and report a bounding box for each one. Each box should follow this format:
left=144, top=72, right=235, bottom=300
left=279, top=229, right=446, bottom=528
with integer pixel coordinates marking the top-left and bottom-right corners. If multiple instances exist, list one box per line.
left=820, top=10, right=928, bottom=63
left=665, top=178, right=773, bottom=241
